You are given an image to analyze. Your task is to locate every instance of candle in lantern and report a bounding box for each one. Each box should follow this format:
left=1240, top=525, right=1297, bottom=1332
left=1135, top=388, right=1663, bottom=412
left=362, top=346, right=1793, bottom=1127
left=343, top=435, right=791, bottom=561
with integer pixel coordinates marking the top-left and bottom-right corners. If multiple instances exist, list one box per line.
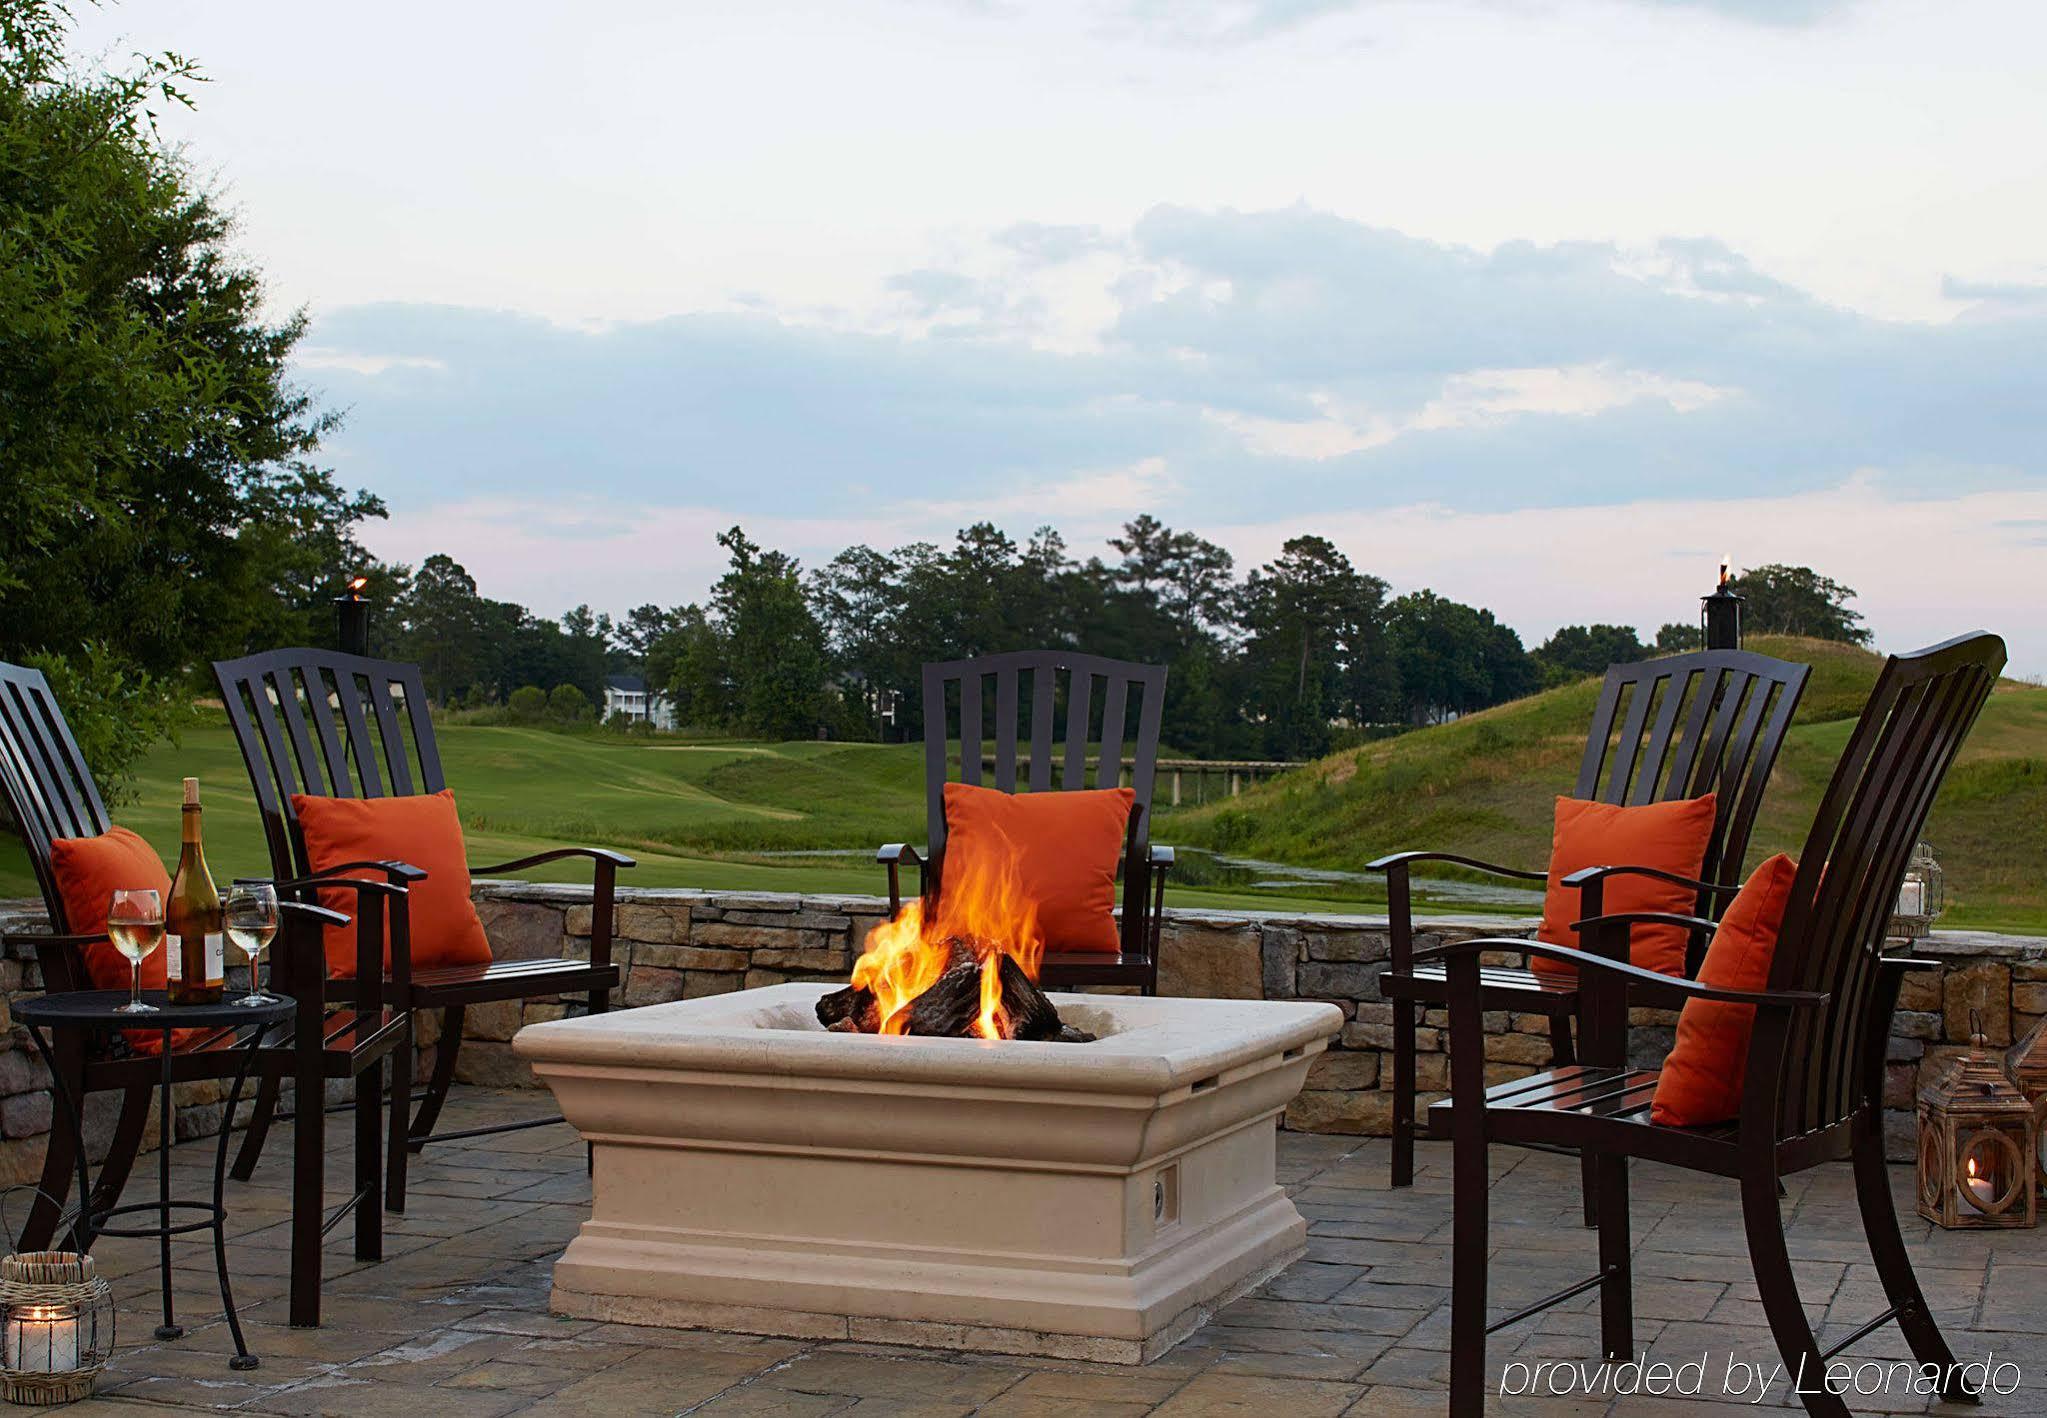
left=1966, top=1156, right=1996, bottom=1208
left=1898, top=879, right=1925, bottom=918
left=3, top=1303, right=79, bottom=1374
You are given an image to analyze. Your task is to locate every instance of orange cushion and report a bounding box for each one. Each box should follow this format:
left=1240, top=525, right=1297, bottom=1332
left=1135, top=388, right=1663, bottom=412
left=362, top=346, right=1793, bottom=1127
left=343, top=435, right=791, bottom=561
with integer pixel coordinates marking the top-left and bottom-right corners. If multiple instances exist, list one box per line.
left=941, top=782, right=1134, bottom=954
left=48, top=826, right=173, bottom=993
left=1650, top=854, right=1798, bottom=1127
left=291, top=789, right=493, bottom=979
left=1531, top=793, right=1719, bottom=981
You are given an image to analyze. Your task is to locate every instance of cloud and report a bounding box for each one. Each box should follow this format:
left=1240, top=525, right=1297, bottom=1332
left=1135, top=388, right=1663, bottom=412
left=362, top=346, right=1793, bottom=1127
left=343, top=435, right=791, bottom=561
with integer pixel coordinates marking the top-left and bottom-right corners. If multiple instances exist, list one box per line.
left=1118, top=0, right=1859, bottom=44
left=308, top=203, right=2047, bottom=673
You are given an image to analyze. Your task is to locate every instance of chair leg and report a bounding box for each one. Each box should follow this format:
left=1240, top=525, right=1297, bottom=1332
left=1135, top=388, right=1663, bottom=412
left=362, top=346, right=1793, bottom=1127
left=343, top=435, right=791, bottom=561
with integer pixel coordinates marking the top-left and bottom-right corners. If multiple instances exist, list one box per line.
left=1390, top=998, right=1416, bottom=1189
left=386, top=1020, right=412, bottom=1213
left=21, top=1070, right=86, bottom=1252
left=354, top=1059, right=383, bottom=1263
left=86, top=1081, right=153, bottom=1222
left=230, top=1065, right=282, bottom=1183
left=1851, top=1125, right=1980, bottom=1403
left=1447, top=1063, right=1489, bottom=1416
left=1741, top=1168, right=1847, bottom=1418
left=290, top=1050, right=324, bottom=1327
left=408, top=1007, right=463, bottom=1151
left=1595, top=1153, right=1632, bottom=1360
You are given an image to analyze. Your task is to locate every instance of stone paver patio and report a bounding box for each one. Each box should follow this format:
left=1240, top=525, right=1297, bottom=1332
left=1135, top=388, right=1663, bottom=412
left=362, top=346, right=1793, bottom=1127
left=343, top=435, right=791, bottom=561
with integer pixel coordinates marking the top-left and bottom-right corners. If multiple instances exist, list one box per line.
left=34, top=1087, right=2047, bottom=1416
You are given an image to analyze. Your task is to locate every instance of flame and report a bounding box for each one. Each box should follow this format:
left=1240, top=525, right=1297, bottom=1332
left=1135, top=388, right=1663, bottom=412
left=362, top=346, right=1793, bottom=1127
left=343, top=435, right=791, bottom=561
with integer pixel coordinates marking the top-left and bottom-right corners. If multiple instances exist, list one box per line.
left=1718, top=554, right=1731, bottom=588
left=1968, top=1157, right=1979, bottom=1179
left=850, top=828, right=1043, bottom=1041
left=347, top=575, right=368, bottom=593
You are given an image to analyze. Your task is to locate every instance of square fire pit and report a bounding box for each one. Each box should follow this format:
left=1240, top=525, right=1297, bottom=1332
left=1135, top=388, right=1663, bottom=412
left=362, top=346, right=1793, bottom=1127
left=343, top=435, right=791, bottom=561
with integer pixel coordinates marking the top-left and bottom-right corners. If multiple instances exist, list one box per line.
left=514, top=984, right=1342, bottom=1363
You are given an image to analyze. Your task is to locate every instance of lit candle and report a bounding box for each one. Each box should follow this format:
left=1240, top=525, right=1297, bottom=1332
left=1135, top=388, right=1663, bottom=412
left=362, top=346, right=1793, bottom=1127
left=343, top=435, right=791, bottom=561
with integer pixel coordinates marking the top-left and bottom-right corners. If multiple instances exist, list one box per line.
left=1966, top=1157, right=1995, bottom=1208
left=4, top=1304, right=79, bottom=1373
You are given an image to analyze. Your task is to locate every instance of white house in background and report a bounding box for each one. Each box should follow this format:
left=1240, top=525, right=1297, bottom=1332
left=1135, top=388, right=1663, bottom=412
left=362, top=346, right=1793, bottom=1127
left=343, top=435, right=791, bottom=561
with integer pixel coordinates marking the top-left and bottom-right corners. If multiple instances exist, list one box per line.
left=602, top=673, right=677, bottom=730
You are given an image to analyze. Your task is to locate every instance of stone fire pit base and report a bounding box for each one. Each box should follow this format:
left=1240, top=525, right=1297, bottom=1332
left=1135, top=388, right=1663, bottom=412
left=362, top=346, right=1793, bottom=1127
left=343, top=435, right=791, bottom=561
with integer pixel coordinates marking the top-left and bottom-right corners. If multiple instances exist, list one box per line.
left=515, top=985, right=1343, bottom=1363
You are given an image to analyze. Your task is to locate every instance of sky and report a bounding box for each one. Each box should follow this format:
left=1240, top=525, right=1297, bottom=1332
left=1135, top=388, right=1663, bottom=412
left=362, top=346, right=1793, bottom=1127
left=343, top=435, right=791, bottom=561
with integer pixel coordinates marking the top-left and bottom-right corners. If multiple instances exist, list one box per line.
left=74, top=0, right=2047, bottom=673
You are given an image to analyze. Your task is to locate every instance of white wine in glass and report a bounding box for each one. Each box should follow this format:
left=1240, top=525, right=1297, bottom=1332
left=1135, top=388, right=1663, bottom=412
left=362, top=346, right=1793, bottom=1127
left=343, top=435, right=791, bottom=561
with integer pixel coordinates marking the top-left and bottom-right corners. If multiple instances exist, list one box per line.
left=107, top=888, right=164, bottom=1015
left=224, top=880, right=280, bottom=1006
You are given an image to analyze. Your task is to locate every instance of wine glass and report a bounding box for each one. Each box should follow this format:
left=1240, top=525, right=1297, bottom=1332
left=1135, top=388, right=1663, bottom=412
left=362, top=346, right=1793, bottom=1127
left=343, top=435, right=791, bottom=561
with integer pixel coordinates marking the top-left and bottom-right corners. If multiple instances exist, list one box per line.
left=106, top=888, right=164, bottom=1015
left=224, top=880, right=280, bottom=1006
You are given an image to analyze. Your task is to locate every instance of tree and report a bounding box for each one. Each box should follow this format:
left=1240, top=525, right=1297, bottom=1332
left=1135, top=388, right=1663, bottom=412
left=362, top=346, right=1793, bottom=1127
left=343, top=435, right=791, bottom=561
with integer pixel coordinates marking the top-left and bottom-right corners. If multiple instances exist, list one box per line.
left=1236, top=537, right=1388, bottom=757
left=506, top=686, right=547, bottom=723
left=0, top=1, right=381, bottom=768
left=681, top=528, right=832, bottom=739
left=1385, top=590, right=1531, bottom=724
left=1534, top=624, right=1646, bottom=682
left=1725, top=564, right=1870, bottom=644
left=1654, top=622, right=1698, bottom=654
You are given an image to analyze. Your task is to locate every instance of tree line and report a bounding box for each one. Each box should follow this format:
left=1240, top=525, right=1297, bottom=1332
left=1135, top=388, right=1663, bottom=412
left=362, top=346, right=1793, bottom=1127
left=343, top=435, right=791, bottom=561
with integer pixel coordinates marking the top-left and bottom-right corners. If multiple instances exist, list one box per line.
left=371, top=520, right=1870, bottom=762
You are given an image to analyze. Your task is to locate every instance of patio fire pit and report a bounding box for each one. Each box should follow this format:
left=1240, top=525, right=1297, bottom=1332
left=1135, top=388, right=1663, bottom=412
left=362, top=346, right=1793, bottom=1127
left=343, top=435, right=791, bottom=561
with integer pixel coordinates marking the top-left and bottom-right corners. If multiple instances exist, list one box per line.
left=515, top=984, right=1340, bottom=1362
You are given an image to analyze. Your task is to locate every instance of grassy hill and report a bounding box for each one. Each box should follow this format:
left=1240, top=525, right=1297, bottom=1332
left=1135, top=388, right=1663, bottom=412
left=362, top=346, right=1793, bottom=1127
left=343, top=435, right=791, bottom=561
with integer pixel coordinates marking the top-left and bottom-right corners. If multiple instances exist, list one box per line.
left=1172, top=636, right=2047, bottom=934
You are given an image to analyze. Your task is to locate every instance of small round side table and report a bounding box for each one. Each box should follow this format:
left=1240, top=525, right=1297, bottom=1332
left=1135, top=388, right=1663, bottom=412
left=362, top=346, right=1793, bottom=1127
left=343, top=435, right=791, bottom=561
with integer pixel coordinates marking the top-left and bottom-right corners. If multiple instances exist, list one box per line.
left=18, top=990, right=294, bottom=1372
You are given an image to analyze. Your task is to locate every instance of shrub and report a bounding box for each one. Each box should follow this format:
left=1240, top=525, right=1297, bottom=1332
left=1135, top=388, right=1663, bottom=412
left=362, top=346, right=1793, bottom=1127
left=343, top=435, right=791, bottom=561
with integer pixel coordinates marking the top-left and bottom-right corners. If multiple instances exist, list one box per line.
left=547, top=684, right=590, bottom=722
left=507, top=686, right=548, bottom=723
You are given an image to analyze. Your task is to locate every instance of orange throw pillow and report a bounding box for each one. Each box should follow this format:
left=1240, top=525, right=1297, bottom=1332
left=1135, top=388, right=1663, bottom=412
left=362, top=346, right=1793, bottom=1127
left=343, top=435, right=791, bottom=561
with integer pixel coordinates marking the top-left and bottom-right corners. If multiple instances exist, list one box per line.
left=49, top=826, right=173, bottom=993
left=1650, top=854, right=1798, bottom=1127
left=941, top=782, right=1134, bottom=954
left=292, top=790, right=493, bottom=979
left=1531, top=793, right=1718, bottom=981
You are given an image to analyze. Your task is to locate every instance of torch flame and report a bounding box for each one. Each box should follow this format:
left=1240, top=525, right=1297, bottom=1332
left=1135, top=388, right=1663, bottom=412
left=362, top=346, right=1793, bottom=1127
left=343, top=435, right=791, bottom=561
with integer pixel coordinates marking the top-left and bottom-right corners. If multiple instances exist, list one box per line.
left=347, top=575, right=368, bottom=593
left=1717, top=554, right=1730, bottom=588
left=849, top=828, right=1042, bottom=1040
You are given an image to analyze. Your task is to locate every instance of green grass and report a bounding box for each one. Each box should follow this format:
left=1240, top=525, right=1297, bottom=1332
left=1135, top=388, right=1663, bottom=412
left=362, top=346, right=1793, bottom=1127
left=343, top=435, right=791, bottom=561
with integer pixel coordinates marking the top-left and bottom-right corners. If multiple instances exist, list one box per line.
left=0, top=716, right=1401, bottom=919
left=7, top=636, right=2039, bottom=933
left=1172, top=636, right=2047, bottom=935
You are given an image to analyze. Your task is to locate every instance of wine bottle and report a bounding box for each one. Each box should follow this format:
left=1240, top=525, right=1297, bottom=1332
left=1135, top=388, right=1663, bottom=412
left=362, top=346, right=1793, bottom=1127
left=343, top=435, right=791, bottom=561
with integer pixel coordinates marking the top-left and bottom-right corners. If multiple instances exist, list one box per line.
left=166, top=777, right=224, bottom=1005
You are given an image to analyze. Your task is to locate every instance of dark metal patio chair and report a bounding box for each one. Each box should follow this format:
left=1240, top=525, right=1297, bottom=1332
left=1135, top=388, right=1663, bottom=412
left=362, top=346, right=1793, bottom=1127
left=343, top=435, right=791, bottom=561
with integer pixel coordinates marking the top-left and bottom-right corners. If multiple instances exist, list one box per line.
left=1423, top=631, right=2004, bottom=1417
left=211, top=648, right=633, bottom=1210
left=1371, top=648, right=1810, bottom=1209
left=0, top=659, right=408, bottom=1328
left=879, top=650, right=1173, bottom=994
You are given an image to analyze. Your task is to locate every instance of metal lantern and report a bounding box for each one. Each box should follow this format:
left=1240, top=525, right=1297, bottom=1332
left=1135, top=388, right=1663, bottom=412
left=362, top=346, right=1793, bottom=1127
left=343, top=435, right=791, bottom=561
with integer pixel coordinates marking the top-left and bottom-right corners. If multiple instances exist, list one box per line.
left=2005, top=1018, right=2047, bottom=1198
left=1917, top=1016, right=2039, bottom=1230
left=1700, top=555, right=1743, bottom=651
left=0, top=1252, right=113, bottom=1405
left=1890, top=841, right=1947, bottom=939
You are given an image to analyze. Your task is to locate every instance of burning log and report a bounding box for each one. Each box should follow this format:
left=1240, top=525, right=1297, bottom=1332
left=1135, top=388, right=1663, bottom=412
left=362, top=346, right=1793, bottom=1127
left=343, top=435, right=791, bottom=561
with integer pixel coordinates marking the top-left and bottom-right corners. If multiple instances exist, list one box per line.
left=813, top=940, right=1094, bottom=1043
left=905, top=953, right=1062, bottom=1041
left=815, top=983, right=879, bottom=1034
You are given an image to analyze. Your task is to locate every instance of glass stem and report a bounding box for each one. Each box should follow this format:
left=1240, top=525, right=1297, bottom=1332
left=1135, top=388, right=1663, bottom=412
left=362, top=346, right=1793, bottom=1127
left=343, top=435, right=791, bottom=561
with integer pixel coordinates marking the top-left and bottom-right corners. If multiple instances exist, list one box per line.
left=132, top=958, right=141, bottom=1010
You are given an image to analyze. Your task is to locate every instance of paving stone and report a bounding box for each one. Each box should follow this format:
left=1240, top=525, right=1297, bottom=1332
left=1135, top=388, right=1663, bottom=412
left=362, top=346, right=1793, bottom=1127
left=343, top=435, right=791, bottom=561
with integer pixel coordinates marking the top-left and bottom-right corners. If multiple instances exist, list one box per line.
left=1149, top=1371, right=1366, bottom=1416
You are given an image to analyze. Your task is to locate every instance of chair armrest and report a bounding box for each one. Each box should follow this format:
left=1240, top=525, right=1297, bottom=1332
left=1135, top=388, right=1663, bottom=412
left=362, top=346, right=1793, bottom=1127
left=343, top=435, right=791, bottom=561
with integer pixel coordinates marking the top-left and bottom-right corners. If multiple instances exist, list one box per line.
left=470, top=846, right=637, bottom=875
left=1559, top=863, right=1740, bottom=898
left=1149, top=844, right=1175, bottom=868
left=1567, top=910, right=1722, bottom=938
left=278, top=901, right=350, bottom=929
left=1412, top=937, right=1829, bottom=1011
left=288, top=859, right=429, bottom=884
left=878, top=844, right=927, bottom=919
left=1365, top=850, right=1546, bottom=882
left=275, top=872, right=410, bottom=900
left=876, top=844, right=924, bottom=866
left=0, top=931, right=107, bottom=952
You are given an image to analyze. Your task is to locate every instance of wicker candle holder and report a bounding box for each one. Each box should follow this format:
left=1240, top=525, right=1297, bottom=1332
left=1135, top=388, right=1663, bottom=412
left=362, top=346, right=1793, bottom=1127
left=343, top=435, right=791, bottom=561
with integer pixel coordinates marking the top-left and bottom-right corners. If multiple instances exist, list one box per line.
left=0, top=1252, right=113, bottom=1405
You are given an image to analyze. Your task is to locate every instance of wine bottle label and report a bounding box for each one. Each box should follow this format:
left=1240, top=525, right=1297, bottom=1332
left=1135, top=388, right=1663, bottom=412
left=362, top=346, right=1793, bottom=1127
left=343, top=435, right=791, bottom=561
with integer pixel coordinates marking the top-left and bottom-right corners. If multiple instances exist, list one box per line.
left=206, top=931, right=223, bottom=981
left=166, top=938, right=182, bottom=981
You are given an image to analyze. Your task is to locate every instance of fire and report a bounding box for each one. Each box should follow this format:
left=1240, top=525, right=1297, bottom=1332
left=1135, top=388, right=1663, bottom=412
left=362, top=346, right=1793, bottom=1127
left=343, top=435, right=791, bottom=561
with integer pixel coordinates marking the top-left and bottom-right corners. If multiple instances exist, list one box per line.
left=850, top=831, right=1043, bottom=1040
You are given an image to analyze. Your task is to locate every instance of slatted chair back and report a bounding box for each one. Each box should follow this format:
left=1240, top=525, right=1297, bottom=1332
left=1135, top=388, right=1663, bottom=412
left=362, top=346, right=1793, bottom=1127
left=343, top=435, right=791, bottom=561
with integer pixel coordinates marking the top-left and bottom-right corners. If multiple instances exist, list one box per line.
left=210, top=649, right=446, bottom=885
left=920, top=650, right=1167, bottom=856
left=0, top=663, right=115, bottom=971
left=1573, top=650, right=1810, bottom=968
left=1760, top=632, right=2004, bottom=1145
